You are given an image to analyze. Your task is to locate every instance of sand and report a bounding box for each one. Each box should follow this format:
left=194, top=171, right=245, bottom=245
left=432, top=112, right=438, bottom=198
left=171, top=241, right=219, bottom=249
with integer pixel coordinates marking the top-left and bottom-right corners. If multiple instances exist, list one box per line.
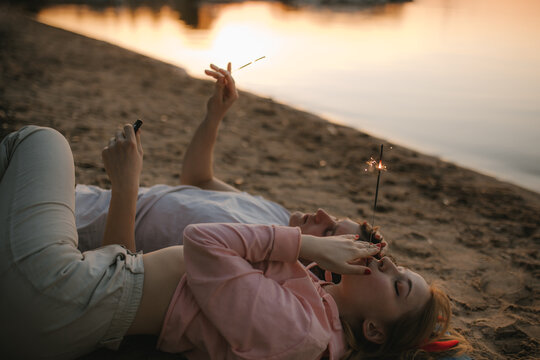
left=1, top=6, right=539, bottom=360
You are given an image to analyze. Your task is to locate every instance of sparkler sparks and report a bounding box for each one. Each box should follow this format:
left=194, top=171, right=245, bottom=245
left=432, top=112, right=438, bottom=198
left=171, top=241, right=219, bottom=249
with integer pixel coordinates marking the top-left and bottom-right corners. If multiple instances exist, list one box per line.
left=365, top=157, right=387, bottom=172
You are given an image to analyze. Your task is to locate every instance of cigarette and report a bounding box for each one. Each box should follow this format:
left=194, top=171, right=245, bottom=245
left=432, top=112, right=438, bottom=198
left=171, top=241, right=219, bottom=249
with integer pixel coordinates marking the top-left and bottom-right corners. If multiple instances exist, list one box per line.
left=237, top=62, right=252, bottom=70
left=133, top=119, right=143, bottom=133
left=236, top=56, right=266, bottom=71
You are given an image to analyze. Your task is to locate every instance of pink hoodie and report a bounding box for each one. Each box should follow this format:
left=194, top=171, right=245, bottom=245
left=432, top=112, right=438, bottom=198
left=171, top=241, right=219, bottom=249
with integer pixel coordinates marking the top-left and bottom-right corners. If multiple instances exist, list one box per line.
left=157, top=223, right=347, bottom=359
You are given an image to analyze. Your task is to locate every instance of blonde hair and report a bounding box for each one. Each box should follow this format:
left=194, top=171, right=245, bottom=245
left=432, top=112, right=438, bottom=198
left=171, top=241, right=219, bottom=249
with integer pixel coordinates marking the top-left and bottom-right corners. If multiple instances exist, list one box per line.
left=341, top=284, right=470, bottom=360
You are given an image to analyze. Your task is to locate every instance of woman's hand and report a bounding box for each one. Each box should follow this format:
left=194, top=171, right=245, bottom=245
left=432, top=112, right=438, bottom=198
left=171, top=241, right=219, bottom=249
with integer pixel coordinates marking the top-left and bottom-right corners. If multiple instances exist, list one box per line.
left=204, top=63, right=239, bottom=120
left=300, top=234, right=381, bottom=275
left=102, top=123, right=143, bottom=191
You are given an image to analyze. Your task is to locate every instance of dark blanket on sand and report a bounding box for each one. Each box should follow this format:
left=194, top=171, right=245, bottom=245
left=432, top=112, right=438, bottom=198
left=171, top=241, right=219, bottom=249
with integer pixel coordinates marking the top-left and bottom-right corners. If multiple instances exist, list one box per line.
left=0, top=7, right=539, bottom=360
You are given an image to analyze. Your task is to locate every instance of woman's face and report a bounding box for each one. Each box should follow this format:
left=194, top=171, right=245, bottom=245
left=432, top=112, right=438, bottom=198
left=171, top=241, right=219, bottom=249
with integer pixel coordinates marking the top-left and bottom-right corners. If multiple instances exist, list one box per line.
left=339, top=257, right=430, bottom=326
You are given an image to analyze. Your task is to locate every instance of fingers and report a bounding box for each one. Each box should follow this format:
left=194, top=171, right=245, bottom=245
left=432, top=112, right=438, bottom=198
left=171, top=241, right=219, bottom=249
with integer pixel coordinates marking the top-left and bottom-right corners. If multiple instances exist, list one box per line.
left=346, top=236, right=380, bottom=271
left=337, top=234, right=381, bottom=255
left=209, top=63, right=236, bottom=86
left=205, top=69, right=225, bottom=81
left=135, top=128, right=143, bottom=154
left=205, top=67, right=227, bottom=95
left=115, top=129, right=124, bottom=141
left=111, top=124, right=135, bottom=144
left=218, top=64, right=235, bottom=86
left=105, top=129, right=123, bottom=150
left=106, top=124, right=139, bottom=149
left=349, top=243, right=379, bottom=272
left=314, top=234, right=381, bottom=275
left=342, top=264, right=372, bottom=275
left=358, top=244, right=382, bottom=259
left=345, top=247, right=378, bottom=275
left=360, top=221, right=384, bottom=243
left=205, top=62, right=231, bottom=75
left=124, top=123, right=135, bottom=142
left=210, top=63, right=225, bottom=73
left=123, top=123, right=143, bottom=154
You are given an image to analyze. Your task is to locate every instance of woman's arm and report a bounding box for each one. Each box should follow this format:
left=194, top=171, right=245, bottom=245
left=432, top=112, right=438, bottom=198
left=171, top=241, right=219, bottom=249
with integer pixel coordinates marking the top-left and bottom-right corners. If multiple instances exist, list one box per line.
left=182, top=223, right=378, bottom=358
left=180, top=63, right=239, bottom=192
left=101, top=124, right=143, bottom=252
left=183, top=223, right=320, bottom=359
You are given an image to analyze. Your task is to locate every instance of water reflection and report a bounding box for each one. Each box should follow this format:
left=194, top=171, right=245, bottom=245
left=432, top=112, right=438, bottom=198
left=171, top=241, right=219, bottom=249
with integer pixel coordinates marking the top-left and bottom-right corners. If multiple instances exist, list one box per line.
left=36, top=0, right=540, bottom=192
left=25, top=0, right=414, bottom=28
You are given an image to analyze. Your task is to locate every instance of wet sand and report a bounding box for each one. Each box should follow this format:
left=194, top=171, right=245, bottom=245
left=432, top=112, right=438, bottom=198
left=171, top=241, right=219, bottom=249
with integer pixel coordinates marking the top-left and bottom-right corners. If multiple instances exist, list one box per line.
left=1, top=6, right=539, bottom=360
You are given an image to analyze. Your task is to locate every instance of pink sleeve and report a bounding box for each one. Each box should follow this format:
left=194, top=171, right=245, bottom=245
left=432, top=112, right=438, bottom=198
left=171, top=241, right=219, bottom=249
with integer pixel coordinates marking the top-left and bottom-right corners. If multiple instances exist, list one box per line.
left=183, top=223, right=326, bottom=359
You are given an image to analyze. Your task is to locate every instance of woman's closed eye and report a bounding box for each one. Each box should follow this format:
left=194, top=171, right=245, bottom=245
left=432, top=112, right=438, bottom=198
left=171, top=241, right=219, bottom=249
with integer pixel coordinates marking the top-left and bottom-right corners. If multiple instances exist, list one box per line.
left=395, top=278, right=412, bottom=298
left=325, top=226, right=336, bottom=236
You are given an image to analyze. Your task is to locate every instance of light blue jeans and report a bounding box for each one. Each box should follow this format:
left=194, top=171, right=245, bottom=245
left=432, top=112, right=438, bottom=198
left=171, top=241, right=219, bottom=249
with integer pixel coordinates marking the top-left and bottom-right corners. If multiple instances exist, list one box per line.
left=0, top=126, right=144, bottom=359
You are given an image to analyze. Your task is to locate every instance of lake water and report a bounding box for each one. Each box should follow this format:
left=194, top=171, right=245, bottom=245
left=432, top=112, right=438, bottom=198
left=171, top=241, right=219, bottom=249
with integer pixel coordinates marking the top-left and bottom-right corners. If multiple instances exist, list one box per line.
left=36, top=0, right=540, bottom=193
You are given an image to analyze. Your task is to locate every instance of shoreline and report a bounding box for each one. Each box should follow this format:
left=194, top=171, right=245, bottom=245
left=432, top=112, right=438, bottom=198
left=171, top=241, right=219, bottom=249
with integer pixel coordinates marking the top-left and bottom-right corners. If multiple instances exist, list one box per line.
left=33, top=1, right=540, bottom=195
left=1, top=6, right=539, bottom=359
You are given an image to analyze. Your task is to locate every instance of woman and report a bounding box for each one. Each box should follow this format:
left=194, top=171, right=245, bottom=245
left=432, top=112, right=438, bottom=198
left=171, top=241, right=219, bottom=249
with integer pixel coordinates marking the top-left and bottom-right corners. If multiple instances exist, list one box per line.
left=120, top=71, right=462, bottom=355
left=86, top=114, right=464, bottom=358
left=75, top=63, right=383, bottom=254
left=0, top=66, right=466, bottom=360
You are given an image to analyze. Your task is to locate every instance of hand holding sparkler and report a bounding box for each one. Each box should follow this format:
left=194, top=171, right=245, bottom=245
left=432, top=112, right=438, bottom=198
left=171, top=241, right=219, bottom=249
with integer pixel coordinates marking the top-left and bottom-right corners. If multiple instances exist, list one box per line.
left=360, top=221, right=384, bottom=246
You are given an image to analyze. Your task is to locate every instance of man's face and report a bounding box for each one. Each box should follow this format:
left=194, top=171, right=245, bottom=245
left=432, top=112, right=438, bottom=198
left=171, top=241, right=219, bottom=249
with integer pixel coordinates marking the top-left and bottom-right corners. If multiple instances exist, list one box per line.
left=288, top=209, right=360, bottom=237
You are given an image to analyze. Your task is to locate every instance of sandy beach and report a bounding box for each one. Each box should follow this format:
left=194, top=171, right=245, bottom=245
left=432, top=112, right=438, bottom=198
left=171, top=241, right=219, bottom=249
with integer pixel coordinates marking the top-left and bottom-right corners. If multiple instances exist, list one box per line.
left=1, top=6, right=539, bottom=359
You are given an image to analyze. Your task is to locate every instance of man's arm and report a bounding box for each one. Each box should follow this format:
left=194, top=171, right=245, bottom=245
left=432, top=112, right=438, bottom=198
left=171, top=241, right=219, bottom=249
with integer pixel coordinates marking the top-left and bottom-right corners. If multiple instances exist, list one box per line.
left=180, top=63, right=240, bottom=192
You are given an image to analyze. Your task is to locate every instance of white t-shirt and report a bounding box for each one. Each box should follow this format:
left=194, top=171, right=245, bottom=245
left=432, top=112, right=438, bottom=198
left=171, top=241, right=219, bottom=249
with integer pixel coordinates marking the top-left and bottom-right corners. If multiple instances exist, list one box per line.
left=75, top=184, right=291, bottom=253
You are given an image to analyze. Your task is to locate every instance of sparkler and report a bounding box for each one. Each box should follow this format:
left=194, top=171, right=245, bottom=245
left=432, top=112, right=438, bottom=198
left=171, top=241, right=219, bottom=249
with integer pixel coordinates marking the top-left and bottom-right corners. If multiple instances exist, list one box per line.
left=369, top=144, right=385, bottom=243
left=236, top=56, right=266, bottom=71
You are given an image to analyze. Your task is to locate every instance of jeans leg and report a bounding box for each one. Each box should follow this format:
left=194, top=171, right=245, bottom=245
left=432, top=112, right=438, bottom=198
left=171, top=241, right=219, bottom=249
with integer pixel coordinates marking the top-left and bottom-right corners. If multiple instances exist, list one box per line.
left=0, top=126, right=143, bottom=359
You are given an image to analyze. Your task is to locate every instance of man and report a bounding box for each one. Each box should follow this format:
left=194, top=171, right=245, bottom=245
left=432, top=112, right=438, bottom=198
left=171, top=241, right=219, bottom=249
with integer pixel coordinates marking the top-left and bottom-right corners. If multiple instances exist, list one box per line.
left=75, top=63, right=383, bottom=253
